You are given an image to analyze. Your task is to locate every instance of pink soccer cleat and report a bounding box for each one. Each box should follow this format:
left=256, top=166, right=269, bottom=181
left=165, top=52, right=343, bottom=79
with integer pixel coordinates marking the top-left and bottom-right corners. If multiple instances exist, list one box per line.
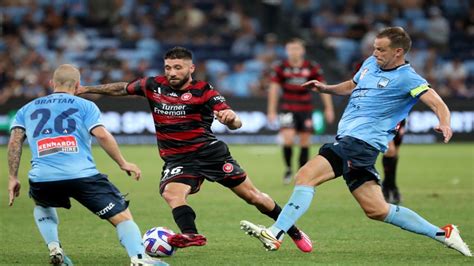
left=289, top=229, right=313, bottom=253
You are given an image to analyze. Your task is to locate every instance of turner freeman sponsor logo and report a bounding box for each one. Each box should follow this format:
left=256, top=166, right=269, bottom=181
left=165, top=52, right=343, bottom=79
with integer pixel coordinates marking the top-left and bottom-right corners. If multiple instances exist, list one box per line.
left=37, top=136, right=78, bottom=157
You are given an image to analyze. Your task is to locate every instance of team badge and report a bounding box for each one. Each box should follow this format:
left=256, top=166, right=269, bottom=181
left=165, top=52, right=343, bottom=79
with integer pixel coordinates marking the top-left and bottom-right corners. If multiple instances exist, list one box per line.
left=377, top=77, right=390, bottom=88
left=360, top=68, right=369, bottom=80
left=181, top=92, right=192, bottom=101
left=222, top=163, right=234, bottom=173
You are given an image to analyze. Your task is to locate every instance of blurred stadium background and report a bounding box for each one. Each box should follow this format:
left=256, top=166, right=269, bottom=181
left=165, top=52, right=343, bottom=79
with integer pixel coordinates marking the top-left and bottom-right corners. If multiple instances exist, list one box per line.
left=0, top=0, right=473, bottom=144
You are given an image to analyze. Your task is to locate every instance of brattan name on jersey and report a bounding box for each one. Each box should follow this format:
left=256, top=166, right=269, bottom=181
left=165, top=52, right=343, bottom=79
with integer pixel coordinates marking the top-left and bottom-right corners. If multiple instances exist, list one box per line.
left=37, top=135, right=79, bottom=157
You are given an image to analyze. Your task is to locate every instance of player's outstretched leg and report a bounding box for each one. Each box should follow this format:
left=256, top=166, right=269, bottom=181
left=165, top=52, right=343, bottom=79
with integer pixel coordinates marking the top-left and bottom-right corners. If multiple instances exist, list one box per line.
left=33, top=206, right=74, bottom=265
left=384, top=204, right=472, bottom=256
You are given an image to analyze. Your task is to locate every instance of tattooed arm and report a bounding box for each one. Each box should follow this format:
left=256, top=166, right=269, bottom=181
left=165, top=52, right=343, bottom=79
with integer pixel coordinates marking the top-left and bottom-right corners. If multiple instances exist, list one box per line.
left=76, top=82, right=128, bottom=96
left=7, top=128, right=26, bottom=206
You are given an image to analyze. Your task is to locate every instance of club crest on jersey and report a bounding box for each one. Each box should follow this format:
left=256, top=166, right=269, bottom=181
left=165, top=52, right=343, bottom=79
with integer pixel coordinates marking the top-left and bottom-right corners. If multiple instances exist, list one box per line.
left=360, top=68, right=369, bottom=80
left=377, top=77, right=390, bottom=88
left=222, top=163, right=234, bottom=173
left=181, top=92, right=192, bottom=101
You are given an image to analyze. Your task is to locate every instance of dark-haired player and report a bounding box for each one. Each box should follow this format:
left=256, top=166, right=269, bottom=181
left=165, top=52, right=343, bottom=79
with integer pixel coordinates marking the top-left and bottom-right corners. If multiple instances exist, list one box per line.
left=382, top=119, right=406, bottom=204
left=77, top=47, right=313, bottom=252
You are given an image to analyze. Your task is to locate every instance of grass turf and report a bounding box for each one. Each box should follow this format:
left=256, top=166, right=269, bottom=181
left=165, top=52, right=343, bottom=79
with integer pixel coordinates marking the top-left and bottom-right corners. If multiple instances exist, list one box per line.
left=0, top=143, right=473, bottom=265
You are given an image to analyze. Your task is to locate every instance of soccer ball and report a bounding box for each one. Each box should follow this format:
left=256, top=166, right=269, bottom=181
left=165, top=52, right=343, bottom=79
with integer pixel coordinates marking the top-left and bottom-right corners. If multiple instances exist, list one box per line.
left=143, top=227, right=177, bottom=257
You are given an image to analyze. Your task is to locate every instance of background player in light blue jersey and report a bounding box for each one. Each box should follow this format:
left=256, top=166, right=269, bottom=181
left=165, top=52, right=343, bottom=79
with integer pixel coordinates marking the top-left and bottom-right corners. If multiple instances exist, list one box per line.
left=240, top=27, right=471, bottom=256
left=7, top=64, right=167, bottom=266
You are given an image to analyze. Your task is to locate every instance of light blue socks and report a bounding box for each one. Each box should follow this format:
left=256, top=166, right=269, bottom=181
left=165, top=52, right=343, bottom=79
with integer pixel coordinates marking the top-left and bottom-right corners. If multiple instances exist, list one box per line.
left=34, top=206, right=60, bottom=245
left=384, top=204, right=444, bottom=242
left=116, top=220, right=145, bottom=257
left=270, top=185, right=315, bottom=237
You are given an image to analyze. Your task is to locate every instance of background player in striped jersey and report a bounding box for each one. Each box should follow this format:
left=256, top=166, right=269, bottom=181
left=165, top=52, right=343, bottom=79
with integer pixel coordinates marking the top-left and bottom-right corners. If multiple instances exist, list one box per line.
left=382, top=119, right=406, bottom=204
left=268, top=38, right=335, bottom=184
left=77, top=47, right=313, bottom=252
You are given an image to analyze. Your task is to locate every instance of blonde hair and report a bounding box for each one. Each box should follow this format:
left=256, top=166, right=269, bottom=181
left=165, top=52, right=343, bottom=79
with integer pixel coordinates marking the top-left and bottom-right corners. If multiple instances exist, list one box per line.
left=53, top=64, right=80, bottom=88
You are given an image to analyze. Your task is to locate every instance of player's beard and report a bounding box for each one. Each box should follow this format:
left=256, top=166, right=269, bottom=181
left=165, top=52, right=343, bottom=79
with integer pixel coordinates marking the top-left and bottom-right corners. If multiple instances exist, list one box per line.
left=168, top=72, right=191, bottom=90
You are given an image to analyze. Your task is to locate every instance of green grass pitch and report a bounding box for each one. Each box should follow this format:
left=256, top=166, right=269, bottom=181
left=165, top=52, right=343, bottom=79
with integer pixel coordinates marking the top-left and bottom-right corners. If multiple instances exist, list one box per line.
left=1, top=144, right=473, bottom=265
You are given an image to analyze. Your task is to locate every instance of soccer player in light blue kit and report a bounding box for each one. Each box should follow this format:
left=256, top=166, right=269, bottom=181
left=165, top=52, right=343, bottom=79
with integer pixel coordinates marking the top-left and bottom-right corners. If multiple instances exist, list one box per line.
left=240, top=27, right=472, bottom=256
left=7, top=64, right=167, bottom=265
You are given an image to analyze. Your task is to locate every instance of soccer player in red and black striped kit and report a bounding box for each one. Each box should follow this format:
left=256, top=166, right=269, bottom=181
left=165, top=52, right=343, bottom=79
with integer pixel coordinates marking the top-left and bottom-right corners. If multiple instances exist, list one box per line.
left=268, top=38, right=335, bottom=184
left=77, top=47, right=313, bottom=252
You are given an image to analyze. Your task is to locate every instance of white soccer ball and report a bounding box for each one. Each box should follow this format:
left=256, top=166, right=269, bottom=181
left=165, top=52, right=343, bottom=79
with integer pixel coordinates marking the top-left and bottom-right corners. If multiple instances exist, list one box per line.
left=143, top=227, right=177, bottom=257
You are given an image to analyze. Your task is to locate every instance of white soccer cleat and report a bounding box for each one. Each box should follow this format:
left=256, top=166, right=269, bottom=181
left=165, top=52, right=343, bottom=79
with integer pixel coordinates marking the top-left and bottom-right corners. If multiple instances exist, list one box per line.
left=240, top=220, right=281, bottom=251
left=130, top=254, right=169, bottom=266
left=442, top=224, right=472, bottom=257
left=48, top=243, right=64, bottom=266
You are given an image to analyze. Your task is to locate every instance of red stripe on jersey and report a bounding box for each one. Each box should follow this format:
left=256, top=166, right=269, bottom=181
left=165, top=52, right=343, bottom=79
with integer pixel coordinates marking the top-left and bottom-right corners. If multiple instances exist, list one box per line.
left=281, top=103, right=313, bottom=112
left=213, top=102, right=229, bottom=111
left=282, top=84, right=308, bottom=91
left=159, top=142, right=206, bottom=157
left=152, top=113, right=202, bottom=123
left=282, top=93, right=311, bottom=101
left=156, top=128, right=205, bottom=141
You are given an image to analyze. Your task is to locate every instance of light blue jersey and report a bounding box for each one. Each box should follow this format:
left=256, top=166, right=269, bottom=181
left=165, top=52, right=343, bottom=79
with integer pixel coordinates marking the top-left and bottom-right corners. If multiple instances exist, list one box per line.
left=10, top=93, right=103, bottom=182
left=337, top=56, right=429, bottom=152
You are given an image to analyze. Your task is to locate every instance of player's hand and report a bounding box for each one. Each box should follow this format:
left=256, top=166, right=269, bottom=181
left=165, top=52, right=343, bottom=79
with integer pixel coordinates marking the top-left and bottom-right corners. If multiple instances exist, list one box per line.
left=434, top=124, right=452, bottom=143
left=267, top=111, right=278, bottom=124
left=75, top=86, right=87, bottom=95
left=214, top=109, right=236, bottom=125
left=120, top=162, right=142, bottom=181
left=8, top=177, right=21, bottom=206
left=324, top=108, right=335, bottom=124
left=302, top=80, right=326, bottom=93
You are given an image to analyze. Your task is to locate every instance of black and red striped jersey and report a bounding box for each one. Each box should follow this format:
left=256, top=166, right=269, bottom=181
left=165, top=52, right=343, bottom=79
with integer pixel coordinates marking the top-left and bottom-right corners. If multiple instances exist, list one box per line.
left=271, top=60, right=325, bottom=112
left=126, top=76, right=230, bottom=161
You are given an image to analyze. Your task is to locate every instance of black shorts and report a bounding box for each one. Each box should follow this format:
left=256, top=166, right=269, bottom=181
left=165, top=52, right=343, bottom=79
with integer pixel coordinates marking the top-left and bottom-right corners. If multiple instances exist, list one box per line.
left=318, top=136, right=381, bottom=192
left=279, top=111, right=313, bottom=132
left=159, top=140, right=247, bottom=194
left=29, top=174, right=129, bottom=219
left=393, top=119, right=406, bottom=147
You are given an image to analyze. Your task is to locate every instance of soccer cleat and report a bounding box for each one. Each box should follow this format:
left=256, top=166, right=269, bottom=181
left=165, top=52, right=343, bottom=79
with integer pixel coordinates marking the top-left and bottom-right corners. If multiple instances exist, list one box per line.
left=289, top=229, right=313, bottom=253
left=130, top=254, right=169, bottom=266
left=283, top=169, right=292, bottom=185
left=49, top=245, right=64, bottom=265
left=441, top=224, right=472, bottom=257
left=168, top=233, right=207, bottom=248
left=240, top=220, right=281, bottom=251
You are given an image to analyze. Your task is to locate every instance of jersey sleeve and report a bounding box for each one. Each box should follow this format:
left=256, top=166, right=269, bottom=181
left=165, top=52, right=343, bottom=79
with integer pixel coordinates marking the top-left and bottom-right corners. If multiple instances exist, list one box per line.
left=82, top=101, right=104, bottom=133
left=205, top=86, right=231, bottom=111
left=10, top=107, right=26, bottom=131
left=309, top=62, right=325, bottom=82
left=401, top=71, right=430, bottom=98
left=125, top=77, right=148, bottom=96
left=270, top=65, right=283, bottom=84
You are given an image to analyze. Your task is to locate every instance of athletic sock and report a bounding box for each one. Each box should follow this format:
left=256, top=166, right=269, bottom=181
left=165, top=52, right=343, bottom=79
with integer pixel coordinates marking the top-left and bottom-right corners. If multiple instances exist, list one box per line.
left=172, top=205, right=198, bottom=234
left=283, top=146, right=292, bottom=169
left=384, top=204, right=444, bottom=242
left=34, top=206, right=60, bottom=245
left=260, top=202, right=300, bottom=240
left=382, top=156, right=398, bottom=188
left=270, top=185, right=315, bottom=237
left=116, top=220, right=145, bottom=257
left=299, top=147, right=309, bottom=167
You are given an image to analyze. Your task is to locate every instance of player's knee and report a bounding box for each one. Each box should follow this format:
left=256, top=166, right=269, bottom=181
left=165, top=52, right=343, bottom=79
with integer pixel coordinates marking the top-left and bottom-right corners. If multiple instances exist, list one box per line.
left=162, top=190, right=184, bottom=205
left=243, top=190, right=267, bottom=206
left=364, top=207, right=389, bottom=221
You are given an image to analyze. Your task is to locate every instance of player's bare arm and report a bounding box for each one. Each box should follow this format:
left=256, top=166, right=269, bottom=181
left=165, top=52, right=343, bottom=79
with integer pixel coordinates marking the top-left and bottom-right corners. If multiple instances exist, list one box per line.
left=419, top=88, right=452, bottom=143
left=7, top=128, right=26, bottom=206
left=77, top=82, right=128, bottom=96
left=214, top=109, right=242, bottom=130
left=302, top=80, right=356, bottom=96
left=91, top=126, right=142, bottom=180
left=267, top=82, right=280, bottom=123
left=320, top=93, right=335, bottom=123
